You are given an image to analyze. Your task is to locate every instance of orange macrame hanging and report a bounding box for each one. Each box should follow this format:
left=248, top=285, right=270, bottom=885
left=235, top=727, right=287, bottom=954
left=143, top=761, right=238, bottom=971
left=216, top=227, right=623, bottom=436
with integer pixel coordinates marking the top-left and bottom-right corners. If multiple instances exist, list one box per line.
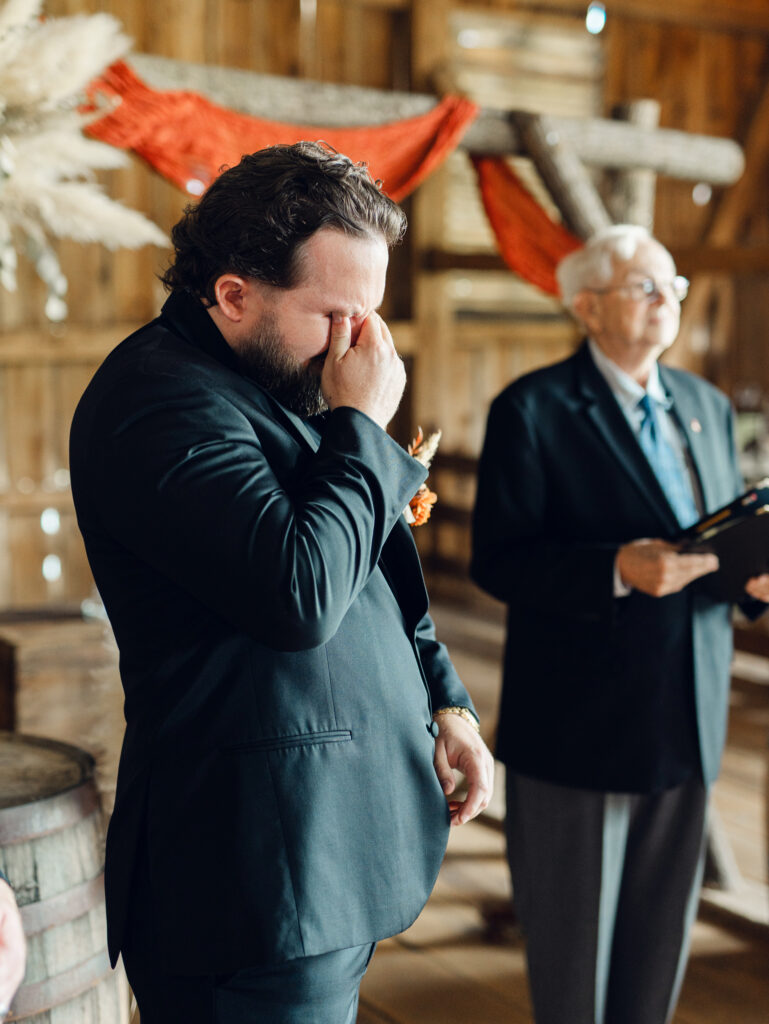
left=472, top=156, right=582, bottom=296
left=86, top=61, right=582, bottom=296
left=87, top=61, right=479, bottom=203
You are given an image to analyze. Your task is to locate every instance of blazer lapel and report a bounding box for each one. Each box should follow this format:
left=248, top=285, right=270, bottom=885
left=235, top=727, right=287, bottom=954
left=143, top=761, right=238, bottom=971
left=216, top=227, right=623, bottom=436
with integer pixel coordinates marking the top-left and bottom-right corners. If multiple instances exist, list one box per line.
left=575, top=344, right=680, bottom=532
left=270, top=403, right=322, bottom=453
left=659, top=366, right=712, bottom=513
left=379, top=517, right=429, bottom=631
left=160, top=291, right=324, bottom=455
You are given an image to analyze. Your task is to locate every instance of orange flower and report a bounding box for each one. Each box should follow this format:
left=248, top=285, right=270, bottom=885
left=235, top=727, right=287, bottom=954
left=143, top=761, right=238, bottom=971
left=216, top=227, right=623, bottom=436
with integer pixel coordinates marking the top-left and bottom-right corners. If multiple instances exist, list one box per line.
left=409, top=483, right=438, bottom=526
left=407, top=426, right=440, bottom=526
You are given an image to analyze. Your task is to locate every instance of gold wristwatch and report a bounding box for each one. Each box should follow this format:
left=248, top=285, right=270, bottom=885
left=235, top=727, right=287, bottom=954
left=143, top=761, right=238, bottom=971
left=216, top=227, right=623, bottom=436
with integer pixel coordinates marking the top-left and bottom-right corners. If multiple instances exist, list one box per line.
left=432, top=706, right=481, bottom=733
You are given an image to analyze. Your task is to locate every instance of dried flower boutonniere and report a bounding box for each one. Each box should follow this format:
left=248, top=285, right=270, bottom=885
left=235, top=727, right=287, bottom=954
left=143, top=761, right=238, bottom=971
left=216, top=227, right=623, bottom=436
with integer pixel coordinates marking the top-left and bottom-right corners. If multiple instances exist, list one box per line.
left=405, top=427, right=441, bottom=526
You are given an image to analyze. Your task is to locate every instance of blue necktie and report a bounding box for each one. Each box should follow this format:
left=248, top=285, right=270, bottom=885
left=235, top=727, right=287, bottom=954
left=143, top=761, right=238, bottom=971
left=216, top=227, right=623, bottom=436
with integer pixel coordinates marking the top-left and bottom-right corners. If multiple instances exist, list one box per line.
left=636, top=394, right=698, bottom=528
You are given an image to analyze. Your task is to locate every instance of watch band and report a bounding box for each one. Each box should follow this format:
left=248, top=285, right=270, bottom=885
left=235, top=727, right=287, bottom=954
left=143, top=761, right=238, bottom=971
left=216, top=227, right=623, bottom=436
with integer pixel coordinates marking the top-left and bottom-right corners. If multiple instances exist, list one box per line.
left=432, top=705, right=481, bottom=733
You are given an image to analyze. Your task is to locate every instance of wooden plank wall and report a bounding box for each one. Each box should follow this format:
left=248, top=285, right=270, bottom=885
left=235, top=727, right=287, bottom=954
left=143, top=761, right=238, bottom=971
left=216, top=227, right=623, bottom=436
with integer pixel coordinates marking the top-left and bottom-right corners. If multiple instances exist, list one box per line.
left=2, top=0, right=769, bottom=605
left=411, top=1, right=601, bottom=456
left=603, top=11, right=769, bottom=391
left=2, top=0, right=411, bottom=608
left=408, top=0, right=769, bottom=586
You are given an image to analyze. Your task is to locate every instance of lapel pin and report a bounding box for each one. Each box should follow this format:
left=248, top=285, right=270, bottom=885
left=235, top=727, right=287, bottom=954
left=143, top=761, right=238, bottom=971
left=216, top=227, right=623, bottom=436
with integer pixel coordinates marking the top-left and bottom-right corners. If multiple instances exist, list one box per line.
left=690, top=418, right=702, bottom=433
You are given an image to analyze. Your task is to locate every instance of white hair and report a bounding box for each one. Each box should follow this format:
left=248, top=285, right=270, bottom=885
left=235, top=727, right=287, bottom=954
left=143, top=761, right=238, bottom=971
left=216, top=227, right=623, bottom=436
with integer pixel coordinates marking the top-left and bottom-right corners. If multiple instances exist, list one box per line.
left=556, top=224, right=669, bottom=310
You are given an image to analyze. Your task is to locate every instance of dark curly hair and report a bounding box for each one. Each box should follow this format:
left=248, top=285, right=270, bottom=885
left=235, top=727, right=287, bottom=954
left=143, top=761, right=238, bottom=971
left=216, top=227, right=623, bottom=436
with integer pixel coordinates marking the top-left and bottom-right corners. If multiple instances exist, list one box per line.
left=160, top=141, right=407, bottom=304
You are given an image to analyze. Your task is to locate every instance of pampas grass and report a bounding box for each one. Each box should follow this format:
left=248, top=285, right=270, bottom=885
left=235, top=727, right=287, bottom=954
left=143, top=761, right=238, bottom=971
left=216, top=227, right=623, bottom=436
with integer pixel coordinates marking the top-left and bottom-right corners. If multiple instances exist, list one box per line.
left=0, top=1, right=168, bottom=320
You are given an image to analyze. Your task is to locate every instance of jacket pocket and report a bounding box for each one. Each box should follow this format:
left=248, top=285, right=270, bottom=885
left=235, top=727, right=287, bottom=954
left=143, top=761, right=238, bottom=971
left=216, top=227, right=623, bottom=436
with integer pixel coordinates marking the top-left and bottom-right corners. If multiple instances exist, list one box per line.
left=223, top=729, right=352, bottom=753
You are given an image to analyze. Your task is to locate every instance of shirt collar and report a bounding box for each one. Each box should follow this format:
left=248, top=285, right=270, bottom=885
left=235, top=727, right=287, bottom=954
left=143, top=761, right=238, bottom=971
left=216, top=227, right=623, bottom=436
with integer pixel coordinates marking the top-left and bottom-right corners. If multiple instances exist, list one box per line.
left=160, top=288, right=242, bottom=375
left=587, top=338, right=671, bottom=414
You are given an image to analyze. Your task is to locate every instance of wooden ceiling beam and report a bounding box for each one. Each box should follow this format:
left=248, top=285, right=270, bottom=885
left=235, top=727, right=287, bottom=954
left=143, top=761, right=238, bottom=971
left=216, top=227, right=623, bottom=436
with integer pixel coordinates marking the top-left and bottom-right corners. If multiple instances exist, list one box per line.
left=505, top=0, right=769, bottom=35
left=130, top=54, right=745, bottom=185
left=513, top=112, right=612, bottom=238
left=338, top=0, right=409, bottom=7
left=672, top=246, right=769, bottom=275
left=423, top=250, right=507, bottom=272
left=423, top=246, right=769, bottom=277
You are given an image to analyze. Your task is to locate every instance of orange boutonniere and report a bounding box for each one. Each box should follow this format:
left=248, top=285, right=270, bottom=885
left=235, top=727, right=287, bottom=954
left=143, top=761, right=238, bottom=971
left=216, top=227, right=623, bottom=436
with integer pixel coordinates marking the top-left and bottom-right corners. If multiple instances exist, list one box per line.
left=405, top=427, right=441, bottom=526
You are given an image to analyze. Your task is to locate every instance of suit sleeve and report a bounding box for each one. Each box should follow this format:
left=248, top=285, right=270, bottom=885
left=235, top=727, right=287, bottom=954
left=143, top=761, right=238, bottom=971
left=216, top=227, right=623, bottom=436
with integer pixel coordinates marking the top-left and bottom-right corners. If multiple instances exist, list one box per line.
left=80, top=373, right=426, bottom=651
left=470, top=391, right=618, bottom=622
left=726, top=400, right=769, bottom=621
left=414, top=611, right=477, bottom=716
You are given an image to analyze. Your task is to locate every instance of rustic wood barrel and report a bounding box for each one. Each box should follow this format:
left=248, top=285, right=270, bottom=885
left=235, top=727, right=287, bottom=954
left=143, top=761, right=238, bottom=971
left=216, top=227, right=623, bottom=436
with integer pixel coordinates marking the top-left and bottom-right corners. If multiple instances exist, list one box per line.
left=0, top=732, right=129, bottom=1023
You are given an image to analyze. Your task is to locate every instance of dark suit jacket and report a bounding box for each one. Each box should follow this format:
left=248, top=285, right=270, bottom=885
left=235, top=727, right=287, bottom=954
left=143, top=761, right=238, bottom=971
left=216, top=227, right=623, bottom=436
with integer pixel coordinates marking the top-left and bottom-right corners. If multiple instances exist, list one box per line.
left=70, top=290, right=473, bottom=975
left=471, top=342, right=752, bottom=794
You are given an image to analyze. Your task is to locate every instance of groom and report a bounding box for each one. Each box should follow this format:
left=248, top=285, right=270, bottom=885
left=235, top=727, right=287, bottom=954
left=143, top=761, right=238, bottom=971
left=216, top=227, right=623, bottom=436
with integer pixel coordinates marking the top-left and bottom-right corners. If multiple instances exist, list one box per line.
left=70, top=141, right=493, bottom=1023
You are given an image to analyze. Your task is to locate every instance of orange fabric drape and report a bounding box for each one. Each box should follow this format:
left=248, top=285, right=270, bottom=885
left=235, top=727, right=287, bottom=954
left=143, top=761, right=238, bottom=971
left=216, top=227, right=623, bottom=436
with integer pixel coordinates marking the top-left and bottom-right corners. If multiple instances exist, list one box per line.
left=87, top=61, right=479, bottom=203
left=87, top=62, right=582, bottom=296
left=472, top=156, right=582, bottom=296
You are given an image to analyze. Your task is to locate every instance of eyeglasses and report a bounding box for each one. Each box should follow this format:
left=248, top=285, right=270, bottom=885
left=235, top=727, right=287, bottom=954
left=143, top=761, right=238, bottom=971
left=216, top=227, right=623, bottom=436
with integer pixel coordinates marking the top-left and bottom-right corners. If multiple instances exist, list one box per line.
left=588, top=276, right=689, bottom=303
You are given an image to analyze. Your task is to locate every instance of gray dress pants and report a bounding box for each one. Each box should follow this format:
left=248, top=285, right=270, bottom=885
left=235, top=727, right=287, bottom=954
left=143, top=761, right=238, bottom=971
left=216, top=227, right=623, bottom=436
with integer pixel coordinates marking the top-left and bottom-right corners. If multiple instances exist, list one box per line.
left=505, top=772, right=708, bottom=1024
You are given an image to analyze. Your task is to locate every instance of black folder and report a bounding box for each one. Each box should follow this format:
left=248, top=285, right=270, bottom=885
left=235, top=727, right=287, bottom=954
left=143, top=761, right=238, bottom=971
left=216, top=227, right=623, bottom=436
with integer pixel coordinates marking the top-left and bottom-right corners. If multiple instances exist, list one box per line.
left=679, top=479, right=769, bottom=602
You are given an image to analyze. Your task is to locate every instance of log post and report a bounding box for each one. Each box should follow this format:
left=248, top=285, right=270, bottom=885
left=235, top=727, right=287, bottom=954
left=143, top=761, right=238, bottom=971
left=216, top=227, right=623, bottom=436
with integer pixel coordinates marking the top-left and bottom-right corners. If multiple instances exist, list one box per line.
left=513, top=112, right=612, bottom=239
left=607, top=100, right=661, bottom=229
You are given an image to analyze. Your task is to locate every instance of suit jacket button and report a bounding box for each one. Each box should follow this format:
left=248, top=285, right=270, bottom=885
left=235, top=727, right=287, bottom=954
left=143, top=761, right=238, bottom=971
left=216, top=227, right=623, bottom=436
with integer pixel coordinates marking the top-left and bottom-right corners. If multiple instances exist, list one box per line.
left=428, top=720, right=440, bottom=737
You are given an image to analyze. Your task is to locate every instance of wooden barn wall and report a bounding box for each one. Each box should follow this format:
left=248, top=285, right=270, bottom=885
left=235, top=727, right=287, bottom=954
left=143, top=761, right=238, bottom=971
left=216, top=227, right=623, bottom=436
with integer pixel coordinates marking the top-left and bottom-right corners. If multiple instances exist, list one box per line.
left=411, top=1, right=769, bottom=586
left=0, top=0, right=411, bottom=609
left=603, top=14, right=769, bottom=396
left=0, top=0, right=768, bottom=605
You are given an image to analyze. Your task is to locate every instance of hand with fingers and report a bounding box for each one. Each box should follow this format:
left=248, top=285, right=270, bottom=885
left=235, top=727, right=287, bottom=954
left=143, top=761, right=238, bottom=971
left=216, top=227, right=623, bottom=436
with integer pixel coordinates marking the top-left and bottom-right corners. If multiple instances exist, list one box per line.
left=320, top=312, right=406, bottom=430
left=745, top=573, right=769, bottom=602
left=432, top=712, right=495, bottom=826
left=617, top=538, right=719, bottom=597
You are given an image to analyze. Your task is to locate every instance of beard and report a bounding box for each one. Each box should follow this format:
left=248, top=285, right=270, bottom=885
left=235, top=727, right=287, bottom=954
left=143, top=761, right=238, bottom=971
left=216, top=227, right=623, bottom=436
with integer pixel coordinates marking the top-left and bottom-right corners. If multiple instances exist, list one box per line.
left=236, top=313, right=328, bottom=418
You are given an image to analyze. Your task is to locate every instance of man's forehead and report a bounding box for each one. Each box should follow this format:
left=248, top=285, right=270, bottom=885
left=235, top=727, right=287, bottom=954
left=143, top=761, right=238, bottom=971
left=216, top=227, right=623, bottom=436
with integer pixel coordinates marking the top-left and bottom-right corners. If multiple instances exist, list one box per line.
left=610, top=242, right=674, bottom=279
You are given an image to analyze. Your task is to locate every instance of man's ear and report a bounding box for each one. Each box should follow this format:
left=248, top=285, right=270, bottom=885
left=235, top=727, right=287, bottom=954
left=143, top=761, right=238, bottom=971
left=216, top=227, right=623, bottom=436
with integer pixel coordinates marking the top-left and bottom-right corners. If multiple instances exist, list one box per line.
left=571, top=290, right=597, bottom=333
left=212, top=274, right=256, bottom=323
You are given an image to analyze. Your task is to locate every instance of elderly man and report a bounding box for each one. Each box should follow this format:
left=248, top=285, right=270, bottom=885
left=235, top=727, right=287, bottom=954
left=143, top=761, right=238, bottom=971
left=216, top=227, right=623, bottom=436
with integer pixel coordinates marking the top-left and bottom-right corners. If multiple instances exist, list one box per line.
left=471, top=224, right=769, bottom=1024
left=70, top=142, right=493, bottom=1023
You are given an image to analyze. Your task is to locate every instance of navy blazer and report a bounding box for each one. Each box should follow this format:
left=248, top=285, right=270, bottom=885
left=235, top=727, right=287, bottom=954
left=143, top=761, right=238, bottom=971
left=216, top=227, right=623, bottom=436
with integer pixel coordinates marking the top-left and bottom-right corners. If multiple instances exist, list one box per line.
left=471, top=342, right=752, bottom=794
left=70, top=291, right=473, bottom=975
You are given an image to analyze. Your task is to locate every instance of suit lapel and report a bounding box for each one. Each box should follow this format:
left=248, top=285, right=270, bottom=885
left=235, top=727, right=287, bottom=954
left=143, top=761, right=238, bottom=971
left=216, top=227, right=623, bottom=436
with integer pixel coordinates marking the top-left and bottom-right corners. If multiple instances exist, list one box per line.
left=659, top=366, right=712, bottom=513
left=379, top=517, right=429, bottom=630
left=160, top=290, right=324, bottom=455
left=575, top=344, right=680, bottom=532
left=270, top=403, right=322, bottom=453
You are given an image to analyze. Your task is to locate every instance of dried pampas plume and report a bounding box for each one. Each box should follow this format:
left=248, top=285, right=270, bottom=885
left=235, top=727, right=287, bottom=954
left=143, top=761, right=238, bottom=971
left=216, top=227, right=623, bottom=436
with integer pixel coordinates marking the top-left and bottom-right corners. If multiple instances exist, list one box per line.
left=0, top=0, right=168, bottom=320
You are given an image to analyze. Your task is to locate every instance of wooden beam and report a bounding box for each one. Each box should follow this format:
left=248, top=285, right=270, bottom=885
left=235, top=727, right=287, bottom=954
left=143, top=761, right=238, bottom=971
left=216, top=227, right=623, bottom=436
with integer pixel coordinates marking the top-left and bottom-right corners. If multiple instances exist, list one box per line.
left=339, top=0, right=409, bottom=7
left=679, top=73, right=769, bottom=344
left=423, top=250, right=507, bottom=272
left=505, top=0, right=769, bottom=35
left=607, top=100, right=660, bottom=229
left=452, top=320, right=578, bottom=351
left=540, top=115, right=743, bottom=186
left=514, top=112, right=612, bottom=238
left=424, top=245, right=769, bottom=277
left=672, top=246, right=769, bottom=275
left=129, top=54, right=745, bottom=185
left=0, top=322, right=141, bottom=363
